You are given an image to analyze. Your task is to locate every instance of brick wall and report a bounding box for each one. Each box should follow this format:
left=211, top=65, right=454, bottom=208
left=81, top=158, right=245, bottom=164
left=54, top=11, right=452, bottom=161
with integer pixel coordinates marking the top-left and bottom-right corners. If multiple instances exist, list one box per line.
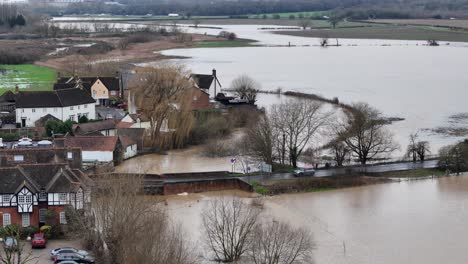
left=0, top=205, right=66, bottom=227
left=163, top=178, right=253, bottom=195
left=191, top=88, right=211, bottom=110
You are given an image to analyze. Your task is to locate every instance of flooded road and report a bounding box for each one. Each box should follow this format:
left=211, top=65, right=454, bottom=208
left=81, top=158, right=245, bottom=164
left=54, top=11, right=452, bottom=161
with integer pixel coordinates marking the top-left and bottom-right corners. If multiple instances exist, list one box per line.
left=167, top=175, right=468, bottom=264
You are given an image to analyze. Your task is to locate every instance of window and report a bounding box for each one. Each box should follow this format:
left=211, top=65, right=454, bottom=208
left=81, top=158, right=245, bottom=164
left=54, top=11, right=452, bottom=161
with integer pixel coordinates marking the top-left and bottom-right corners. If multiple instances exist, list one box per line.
left=39, top=209, right=46, bottom=223
left=59, top=193, right=67, bottom=202
left=54, top=108, right=58, bottom=112
left=39, top=191, right=47, bottom=201
left=2, top=195, right=10, bottom=203
left=32, top=108, right=35, bottom=113
left=21, top=213, right=30, bottom=227
left=14, top=155, right=24, bottom=162
left=70, top=106, right=74, bottom=110
left=67, top=152, right=73, bottom=160
left=69, top=115, right=75, bottom=121
left=3, top=213, right=10, bottom=227
left=84, top=104, right=88, bottom=109
left=18, top=195, right=32, bottom=204
left=59, top=212, right=67, bottom=224
left=43, top=108, right=47, bottom=113
left=21, top=109, right=24, bottom=113
left=78, top=105, right=81, bottom=110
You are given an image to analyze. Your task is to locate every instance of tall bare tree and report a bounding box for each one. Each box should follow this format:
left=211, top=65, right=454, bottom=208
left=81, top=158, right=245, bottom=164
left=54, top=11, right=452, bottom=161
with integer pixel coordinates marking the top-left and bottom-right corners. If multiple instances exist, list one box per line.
left=202, top=198, right=261, bottom=262
left=249, top=220, right=313, bottom=264
left=79, top=174, right=196, bottom=264
left=270, top=100, right=331, bottom=168
left=0, top=226, right=36, bottom=264
left=328, top=15, right=341, bottom=29
left=416, top=141, right=430, bottom=161
left=407, top=133, right=419, bottom=162
left=231, top=75, right=259, bottom=103
left=338, top=103, right=397, bottom=164
left=244, top=114, right=274, bottom=165
left=130, top=65, right=194, bottom=149
left=328, top=140, right=350, bottom=167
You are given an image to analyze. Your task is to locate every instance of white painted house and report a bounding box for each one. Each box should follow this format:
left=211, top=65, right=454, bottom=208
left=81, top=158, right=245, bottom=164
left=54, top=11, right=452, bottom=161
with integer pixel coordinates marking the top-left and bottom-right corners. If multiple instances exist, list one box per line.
left=15, top=88, right=96, bottom=127
left=56, top=136, right=120, bottom=163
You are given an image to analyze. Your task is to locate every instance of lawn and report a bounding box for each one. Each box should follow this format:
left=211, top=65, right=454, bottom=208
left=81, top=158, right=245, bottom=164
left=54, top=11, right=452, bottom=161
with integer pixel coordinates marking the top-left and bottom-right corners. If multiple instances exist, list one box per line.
left=0, top=64, right=56, bottom=94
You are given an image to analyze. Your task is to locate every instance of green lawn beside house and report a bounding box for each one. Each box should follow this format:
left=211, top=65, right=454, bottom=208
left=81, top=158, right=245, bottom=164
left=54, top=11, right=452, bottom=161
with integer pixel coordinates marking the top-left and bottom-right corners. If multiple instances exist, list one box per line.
left=0, top=64, right=56, bottom=95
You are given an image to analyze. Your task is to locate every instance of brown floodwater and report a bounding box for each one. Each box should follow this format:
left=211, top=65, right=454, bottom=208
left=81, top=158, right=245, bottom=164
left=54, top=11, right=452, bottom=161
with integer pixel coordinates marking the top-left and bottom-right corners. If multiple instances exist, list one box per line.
left=166, top=175, right=468, bottom=264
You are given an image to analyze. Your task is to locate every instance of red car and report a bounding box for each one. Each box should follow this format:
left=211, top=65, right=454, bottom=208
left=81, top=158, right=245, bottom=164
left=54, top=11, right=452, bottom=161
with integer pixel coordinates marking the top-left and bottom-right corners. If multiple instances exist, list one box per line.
left=31, top=233, right=46, bottom=248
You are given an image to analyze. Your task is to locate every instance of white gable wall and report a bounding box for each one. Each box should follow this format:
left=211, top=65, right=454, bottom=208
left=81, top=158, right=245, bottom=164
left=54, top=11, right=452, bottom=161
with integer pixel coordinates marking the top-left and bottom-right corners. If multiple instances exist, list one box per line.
left=16, top=103, right=96, bottom=127
left=82, top=150, right=113, bottom=162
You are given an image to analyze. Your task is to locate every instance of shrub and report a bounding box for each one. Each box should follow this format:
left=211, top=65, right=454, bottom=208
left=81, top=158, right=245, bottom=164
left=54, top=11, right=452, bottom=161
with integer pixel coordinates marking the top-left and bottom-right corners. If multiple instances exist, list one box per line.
left=202, top=140, right=238, bottom=157
left=21, top=226, right=39, bottom=239
left=190, top=115, right=232, bottom=144
left=45, top=120, right=73, bottom=136
left=78, top=115, right=89, bottom=123
left=40, top=225, right=52, bottom=238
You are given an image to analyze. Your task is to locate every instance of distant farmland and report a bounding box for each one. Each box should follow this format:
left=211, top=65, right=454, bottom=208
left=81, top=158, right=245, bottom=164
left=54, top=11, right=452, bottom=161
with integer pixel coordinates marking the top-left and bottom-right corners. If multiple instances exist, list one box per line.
left=369, top=19, right=468, bottom=30
left=0, top=64, right=56, bottom=94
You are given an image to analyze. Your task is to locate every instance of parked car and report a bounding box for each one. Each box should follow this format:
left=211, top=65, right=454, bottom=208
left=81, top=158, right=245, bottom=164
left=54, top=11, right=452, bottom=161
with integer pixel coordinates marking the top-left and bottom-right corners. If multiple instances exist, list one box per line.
left=293, top=168, right=315, bottom=177
left=3, top=236, right=18, bottom=251
left=54, top=261, right=80, bottom=264
left=50, top=247, right=89, bottom=260
left=54, top=253, right=95, bottom=264
left=31, top=233, right=46, bottom=248
left=117, top=103, right=128, bottom=109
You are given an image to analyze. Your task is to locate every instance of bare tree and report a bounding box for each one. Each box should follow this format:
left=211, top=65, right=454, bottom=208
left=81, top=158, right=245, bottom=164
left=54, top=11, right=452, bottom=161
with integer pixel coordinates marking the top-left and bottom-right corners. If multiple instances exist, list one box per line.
left=416, top=141, right=430, bottom=161
left=319, top=37, right=328, bottom=47
left=338, top=103, right=398, bottom=165
left=328, top=15, right=341, bottom=29
left=270, top=100, right=331, bottom=168
left=406, top=133, right=419, bottom=162
left=231, top=75, right=259, bottom=103
left=80, top=174, right=196, bottom=264
left=0, top=226, right=37, bottom=264
left=249, top=220, right=313, bottom=264
left=130, top=65, right=194, bottom=149
left=244, top=114, right=274, bottom=165
left=438, top=141, right=468, bottom=175
left=298, top=18, right=311, bottom=30
left=193, top=19, right=201, bottom=28
left=202, top=197, right=261, bottom=262
left=328, top=140, right=350, bottom=167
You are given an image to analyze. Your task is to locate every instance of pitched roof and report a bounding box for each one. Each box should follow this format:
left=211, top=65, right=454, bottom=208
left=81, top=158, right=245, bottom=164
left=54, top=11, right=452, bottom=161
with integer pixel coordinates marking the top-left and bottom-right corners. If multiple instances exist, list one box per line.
left=0, top=90, right=16, bottom=103
left=97, top=77, right=120, bottom=91
left=116, top=121, right=133, bottom=128
left=119, top=135, right=136, bottom=147
left=191, top=74, right=214, bottom=90
left=57, top=76, right=120, bottom=91
left=73, top=120, right=116, bottom=135
left=53, top=83, right=78, bottom=90
left=0, top=164, right=87, bottom=194
left=15, top=88, right=95, bottom=108
left=60, top=136, right=118, bottom=151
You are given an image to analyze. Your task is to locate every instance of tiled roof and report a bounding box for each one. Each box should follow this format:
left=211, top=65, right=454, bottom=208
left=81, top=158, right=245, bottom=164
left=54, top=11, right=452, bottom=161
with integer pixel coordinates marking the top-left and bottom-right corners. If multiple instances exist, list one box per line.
left=74, top=120, right=116, bottom=135
left=60, top=136, right=118, bottom=152
left=116, top=121, right=133, bottom=128
left=119, top=135, right=136, bottom=147
left=15, top=88, right=95, bottom=108
left=191, top=74, right=214, bottom=90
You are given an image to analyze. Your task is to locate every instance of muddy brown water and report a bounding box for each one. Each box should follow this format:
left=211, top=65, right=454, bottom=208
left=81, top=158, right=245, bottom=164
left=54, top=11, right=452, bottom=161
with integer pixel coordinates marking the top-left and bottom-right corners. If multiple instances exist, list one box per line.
left=166, top=175, right=468, bottom=264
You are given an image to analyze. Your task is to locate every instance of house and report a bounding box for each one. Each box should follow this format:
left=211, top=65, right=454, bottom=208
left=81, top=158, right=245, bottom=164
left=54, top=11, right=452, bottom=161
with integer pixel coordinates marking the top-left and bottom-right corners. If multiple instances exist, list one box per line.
left=119, top=135, right=137, bottom=159
left=55, top=74, right=123, bottom=106
left=73, top=119, right=116, bottom=136
left=15, top=88, right=96, bottom=128
left=190, top=86, right=211, bottom=110
left=0, top=147, right=82, bottom=169
left=55, top=136, right=122, bottom=164
left=0, top=163, right=89, bottom=228
left=190, top=69, right=222, bottom=98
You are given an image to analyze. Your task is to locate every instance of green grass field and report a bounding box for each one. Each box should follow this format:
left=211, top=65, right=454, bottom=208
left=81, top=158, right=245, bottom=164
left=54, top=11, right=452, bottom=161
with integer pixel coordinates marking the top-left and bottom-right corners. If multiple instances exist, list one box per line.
left=0, top=64, right=56, bottom=94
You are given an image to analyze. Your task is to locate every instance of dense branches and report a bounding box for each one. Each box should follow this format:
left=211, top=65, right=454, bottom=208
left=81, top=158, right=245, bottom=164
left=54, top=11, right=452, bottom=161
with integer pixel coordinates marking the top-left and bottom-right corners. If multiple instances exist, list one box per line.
left=231, top=75, right=259, bottom=103
left=337, top=103, right=397, bottom=164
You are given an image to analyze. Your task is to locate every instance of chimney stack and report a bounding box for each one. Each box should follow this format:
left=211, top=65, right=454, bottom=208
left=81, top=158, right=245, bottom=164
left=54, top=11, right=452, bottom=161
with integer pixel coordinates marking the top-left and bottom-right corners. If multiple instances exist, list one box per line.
left=212, top=69, right=216, bottom=77
left=14, top=84, right=19, bottom=94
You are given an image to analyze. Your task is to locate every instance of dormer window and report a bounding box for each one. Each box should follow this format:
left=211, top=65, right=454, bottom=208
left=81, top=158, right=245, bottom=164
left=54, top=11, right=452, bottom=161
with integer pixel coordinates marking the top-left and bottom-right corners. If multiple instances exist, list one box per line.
left=38, top=189, right=47, bottom=201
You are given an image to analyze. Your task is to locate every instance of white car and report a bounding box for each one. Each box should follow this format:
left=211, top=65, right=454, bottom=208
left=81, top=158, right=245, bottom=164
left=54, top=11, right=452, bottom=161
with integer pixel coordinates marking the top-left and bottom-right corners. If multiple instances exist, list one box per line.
left=293, top=168, right=315, bottom=177
left=50, top=247, right=89, bottom=260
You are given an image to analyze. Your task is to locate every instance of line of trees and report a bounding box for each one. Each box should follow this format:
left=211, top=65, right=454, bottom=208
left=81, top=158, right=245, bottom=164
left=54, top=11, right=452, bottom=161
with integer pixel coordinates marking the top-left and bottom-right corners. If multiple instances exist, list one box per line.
left=0, top=4, right=26, bottom=28
left=244, top=100, right=398, bottom=168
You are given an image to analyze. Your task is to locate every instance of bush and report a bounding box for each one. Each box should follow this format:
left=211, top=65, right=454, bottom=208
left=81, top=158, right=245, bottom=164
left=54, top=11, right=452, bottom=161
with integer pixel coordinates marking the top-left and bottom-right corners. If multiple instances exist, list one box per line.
left=202, top=140, right=238, bottom=157
left=190, top=115, right=232, bottom=144
left=78, top=115, right=89, bottom=123
left=45, top=120, right=73, bottom=136
left=0, top=133, right=20, bottom=141
left=0, top=49, right=40, bottom=64
left=21, top=226, right=39, bottom=239
left=40, top=225, right=52, bottom=238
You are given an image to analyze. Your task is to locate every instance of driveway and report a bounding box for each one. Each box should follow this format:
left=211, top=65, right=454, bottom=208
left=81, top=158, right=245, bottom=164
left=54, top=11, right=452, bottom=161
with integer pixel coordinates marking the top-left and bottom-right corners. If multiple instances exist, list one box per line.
left=25, top=238, right=84, bottom=264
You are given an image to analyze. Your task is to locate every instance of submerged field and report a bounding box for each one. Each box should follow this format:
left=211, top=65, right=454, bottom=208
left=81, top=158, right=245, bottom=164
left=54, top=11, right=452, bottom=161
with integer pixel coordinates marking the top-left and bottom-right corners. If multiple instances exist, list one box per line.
left=0, top=64, right=56, bottom=94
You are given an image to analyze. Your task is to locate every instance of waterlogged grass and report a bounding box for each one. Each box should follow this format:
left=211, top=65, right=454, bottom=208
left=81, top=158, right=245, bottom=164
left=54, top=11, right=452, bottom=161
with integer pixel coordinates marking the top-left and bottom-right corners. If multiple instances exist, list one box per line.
left=251, top=181, right=269, bottom=195
left=371, top=168, right=446, bottom=178
left=250, top=11, right=331, bottom=19
left=0, top=64, right=56, bottom=94
left=196, top=40, right=256, bottom=48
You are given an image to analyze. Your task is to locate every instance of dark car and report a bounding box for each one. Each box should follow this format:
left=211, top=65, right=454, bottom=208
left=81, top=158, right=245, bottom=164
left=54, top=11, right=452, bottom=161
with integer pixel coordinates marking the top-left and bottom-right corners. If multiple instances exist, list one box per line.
left=31, top=233, right=46, bottom=248
left=50, top=247, right=89, bottom=260
left=293, top=168, right=316, bottom=177
left=54, top=253, right=95, bottom=264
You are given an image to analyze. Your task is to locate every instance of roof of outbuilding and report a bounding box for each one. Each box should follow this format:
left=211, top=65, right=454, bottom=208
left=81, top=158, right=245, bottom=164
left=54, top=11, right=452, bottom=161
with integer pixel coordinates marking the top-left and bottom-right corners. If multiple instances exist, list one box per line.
left=73, top=120, right=116, bottom=135
left=15, top=88, right=95, bottom=108
left=59, top=136, right=119, bottom=152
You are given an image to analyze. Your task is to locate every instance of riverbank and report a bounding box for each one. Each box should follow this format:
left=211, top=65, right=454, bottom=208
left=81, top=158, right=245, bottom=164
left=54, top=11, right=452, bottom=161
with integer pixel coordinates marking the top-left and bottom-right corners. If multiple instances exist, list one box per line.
left=252, top=176, right=392, bottom=195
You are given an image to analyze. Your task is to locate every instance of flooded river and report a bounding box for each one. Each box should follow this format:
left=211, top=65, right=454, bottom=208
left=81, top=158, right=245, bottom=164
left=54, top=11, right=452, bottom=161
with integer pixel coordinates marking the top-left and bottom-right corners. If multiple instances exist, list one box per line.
left=167, top=175, right=468, bottom=264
